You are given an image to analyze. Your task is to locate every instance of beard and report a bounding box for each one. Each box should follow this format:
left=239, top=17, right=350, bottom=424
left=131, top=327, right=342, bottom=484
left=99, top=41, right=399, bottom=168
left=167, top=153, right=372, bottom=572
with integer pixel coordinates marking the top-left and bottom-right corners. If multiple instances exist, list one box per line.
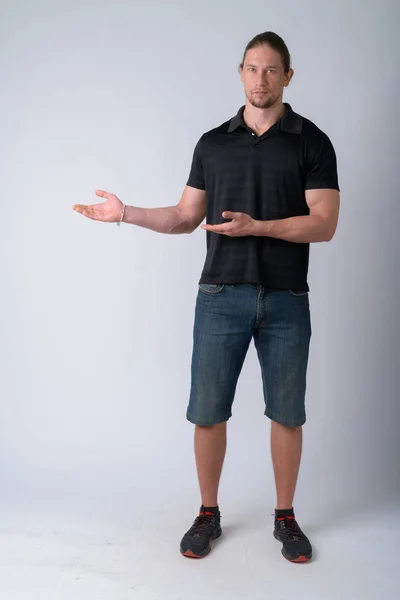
left=248, top=90, right=280, bottom=109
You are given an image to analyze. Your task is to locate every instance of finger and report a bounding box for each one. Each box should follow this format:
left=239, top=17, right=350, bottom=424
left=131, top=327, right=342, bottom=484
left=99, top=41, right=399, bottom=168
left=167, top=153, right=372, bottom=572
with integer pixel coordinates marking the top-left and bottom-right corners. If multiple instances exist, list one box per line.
left=202, top=223, right=232, bottom=232
left=201, top=227, right=231, bottom=236
left=72, top=204, right=98, bottom=220
left=201, top=226, right=229, bottom=233
left=72, top=204, right=87, bottom=213
left=95, top=190, right=109, bottom=199
left=222, top=211, right=242, bottom=219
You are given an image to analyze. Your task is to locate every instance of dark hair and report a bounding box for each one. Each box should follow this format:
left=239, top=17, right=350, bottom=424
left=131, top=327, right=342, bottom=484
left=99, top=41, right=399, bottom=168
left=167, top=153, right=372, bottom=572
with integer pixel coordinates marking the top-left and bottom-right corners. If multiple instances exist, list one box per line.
left=240, top=32, right=291, bottom=73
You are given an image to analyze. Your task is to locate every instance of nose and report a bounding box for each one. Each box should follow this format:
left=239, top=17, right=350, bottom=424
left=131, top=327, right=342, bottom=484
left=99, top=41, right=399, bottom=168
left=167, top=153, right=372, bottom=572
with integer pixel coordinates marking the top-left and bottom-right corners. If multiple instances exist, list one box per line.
left=256, top=71, right=268, bottom=86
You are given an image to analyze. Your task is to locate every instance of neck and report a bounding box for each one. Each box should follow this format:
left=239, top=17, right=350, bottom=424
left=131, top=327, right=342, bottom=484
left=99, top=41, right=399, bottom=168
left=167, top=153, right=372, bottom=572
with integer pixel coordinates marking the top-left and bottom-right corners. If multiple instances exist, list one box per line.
left=243, top=100, right=286, bottom=135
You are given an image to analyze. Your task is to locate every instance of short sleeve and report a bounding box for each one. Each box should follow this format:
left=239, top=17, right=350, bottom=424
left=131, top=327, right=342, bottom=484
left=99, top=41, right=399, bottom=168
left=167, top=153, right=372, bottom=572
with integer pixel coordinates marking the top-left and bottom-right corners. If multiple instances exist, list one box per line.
left=304, top=133, right=340, bottom=192
left=186, top=138, right=205, bottom=190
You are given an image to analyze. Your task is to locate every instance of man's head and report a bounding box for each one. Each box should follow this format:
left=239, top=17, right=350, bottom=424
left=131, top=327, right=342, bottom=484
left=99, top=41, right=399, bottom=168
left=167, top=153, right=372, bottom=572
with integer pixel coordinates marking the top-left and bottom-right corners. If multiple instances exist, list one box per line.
left=239, top=32, right=294, bottom=109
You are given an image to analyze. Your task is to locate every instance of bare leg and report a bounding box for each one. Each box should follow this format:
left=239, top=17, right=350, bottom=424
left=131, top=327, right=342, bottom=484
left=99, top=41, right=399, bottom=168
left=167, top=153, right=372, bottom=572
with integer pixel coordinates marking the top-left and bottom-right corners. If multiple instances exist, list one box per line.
left=271, top=421, right=303, bottom=509
left=194, top=422, right=227, bottom=506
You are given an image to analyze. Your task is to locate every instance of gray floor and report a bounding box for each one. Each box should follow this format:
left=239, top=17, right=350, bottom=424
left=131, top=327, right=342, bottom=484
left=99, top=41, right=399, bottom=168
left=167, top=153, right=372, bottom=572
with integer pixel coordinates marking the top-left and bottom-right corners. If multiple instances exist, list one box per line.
left=0, top=500, right=397, bottom=599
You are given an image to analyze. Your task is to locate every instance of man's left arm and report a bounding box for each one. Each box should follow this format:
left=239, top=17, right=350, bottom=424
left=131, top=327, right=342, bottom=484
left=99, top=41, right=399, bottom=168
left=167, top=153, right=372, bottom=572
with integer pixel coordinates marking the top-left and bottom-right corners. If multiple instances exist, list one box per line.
left=201, top=189, right=340, bottom=242
left=252, top=188, right=340, bottom=243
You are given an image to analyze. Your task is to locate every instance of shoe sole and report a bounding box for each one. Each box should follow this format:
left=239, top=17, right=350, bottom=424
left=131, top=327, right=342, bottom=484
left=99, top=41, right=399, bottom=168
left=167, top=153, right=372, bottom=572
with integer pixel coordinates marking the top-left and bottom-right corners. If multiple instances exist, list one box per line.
left=273, top=531, right=312, bottom=563
left=181, top=528, right=222, bottom=559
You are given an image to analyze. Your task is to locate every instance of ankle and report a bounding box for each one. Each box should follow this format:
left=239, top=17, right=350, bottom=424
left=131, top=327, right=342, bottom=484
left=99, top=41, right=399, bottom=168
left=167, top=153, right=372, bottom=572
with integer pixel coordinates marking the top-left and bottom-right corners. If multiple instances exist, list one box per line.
left=201, top=501, right=218, bottom=508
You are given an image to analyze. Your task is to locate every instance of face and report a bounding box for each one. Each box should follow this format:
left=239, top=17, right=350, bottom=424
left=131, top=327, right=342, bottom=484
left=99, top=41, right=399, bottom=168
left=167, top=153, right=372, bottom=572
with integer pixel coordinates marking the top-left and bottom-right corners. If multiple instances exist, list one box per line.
left=240, top=44, right=294, bottom=109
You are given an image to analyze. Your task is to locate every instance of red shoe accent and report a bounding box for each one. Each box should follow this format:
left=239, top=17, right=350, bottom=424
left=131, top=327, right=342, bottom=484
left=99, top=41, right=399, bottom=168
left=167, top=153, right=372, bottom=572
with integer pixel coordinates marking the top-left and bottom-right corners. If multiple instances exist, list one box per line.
left=182, top=549, right=206, bottom=559
left=287, top=555, right=310, bottom=563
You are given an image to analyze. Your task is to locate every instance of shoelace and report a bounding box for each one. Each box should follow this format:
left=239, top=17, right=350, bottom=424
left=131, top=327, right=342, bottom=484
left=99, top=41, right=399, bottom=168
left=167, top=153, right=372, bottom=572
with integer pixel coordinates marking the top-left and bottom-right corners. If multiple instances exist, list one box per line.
left=190, top=513, right=216, bottom=537
left=277, top=516, right=306, bottom=541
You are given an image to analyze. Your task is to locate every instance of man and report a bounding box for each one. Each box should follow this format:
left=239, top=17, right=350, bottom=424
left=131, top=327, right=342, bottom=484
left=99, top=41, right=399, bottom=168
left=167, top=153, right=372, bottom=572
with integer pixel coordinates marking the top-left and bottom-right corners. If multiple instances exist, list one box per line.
left=73, top=31, right=340, bottom=563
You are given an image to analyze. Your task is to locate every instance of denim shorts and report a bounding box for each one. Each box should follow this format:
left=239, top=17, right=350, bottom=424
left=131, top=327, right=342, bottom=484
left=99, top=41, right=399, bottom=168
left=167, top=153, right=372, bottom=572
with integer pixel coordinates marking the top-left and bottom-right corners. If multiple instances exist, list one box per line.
left=187, top=283, right=312, bottom=428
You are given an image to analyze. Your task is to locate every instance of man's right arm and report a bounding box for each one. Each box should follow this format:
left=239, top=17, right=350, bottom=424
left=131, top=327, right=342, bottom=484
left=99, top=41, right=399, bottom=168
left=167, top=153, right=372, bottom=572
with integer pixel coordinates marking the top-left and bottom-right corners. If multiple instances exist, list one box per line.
left=72, top=186, right=206, bottom=234
left=123, top=185, right=206, bottom=234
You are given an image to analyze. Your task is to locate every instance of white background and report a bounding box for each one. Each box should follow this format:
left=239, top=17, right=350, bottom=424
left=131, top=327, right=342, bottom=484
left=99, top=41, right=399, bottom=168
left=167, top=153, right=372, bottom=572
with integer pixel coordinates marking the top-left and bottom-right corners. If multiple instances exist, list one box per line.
left=1, top=0, right=399, bottom=598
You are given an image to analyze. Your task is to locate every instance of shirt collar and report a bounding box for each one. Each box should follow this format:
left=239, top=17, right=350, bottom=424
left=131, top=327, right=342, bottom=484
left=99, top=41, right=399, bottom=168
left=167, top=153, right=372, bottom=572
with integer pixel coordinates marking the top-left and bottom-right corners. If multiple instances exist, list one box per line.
left=227, top=102, right=303, bottom=134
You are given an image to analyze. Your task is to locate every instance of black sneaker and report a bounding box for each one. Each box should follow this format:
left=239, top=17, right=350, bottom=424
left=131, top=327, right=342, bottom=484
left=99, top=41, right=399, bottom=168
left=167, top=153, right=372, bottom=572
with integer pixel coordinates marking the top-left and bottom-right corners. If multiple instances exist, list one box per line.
left=273, top=515, right=312, bottom=562
left=180, top=506, right=222, bottom=558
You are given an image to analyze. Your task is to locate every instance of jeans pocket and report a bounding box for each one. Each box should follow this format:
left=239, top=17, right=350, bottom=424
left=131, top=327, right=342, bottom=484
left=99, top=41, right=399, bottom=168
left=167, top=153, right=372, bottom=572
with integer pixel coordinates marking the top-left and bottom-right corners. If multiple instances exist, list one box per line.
left=198, top=283, right=225, bottom=295
left=289, top=289, right=309, bottom=297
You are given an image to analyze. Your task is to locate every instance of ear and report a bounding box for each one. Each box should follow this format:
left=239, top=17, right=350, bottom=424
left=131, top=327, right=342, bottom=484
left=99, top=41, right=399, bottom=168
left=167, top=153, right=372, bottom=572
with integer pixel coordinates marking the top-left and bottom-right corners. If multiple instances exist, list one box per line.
left=284, top=68, right=294, bottom=87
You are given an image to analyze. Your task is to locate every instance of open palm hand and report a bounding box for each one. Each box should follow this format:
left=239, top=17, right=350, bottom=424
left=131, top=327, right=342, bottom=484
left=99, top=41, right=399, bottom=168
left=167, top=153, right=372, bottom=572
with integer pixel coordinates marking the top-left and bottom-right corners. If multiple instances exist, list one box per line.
left=72, top=190, right=123, bottom=223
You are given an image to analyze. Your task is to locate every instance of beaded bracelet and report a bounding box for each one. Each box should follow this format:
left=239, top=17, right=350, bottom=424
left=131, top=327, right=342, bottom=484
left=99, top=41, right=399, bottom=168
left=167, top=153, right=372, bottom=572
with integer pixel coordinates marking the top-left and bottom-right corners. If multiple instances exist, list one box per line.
left=116, top=203, right=126, bottom=226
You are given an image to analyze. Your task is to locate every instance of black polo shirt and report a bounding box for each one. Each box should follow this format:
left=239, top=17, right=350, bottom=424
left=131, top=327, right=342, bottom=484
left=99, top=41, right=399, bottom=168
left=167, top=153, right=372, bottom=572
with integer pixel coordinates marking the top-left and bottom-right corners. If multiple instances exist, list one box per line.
left=187, top=103, right=339, bottom=291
